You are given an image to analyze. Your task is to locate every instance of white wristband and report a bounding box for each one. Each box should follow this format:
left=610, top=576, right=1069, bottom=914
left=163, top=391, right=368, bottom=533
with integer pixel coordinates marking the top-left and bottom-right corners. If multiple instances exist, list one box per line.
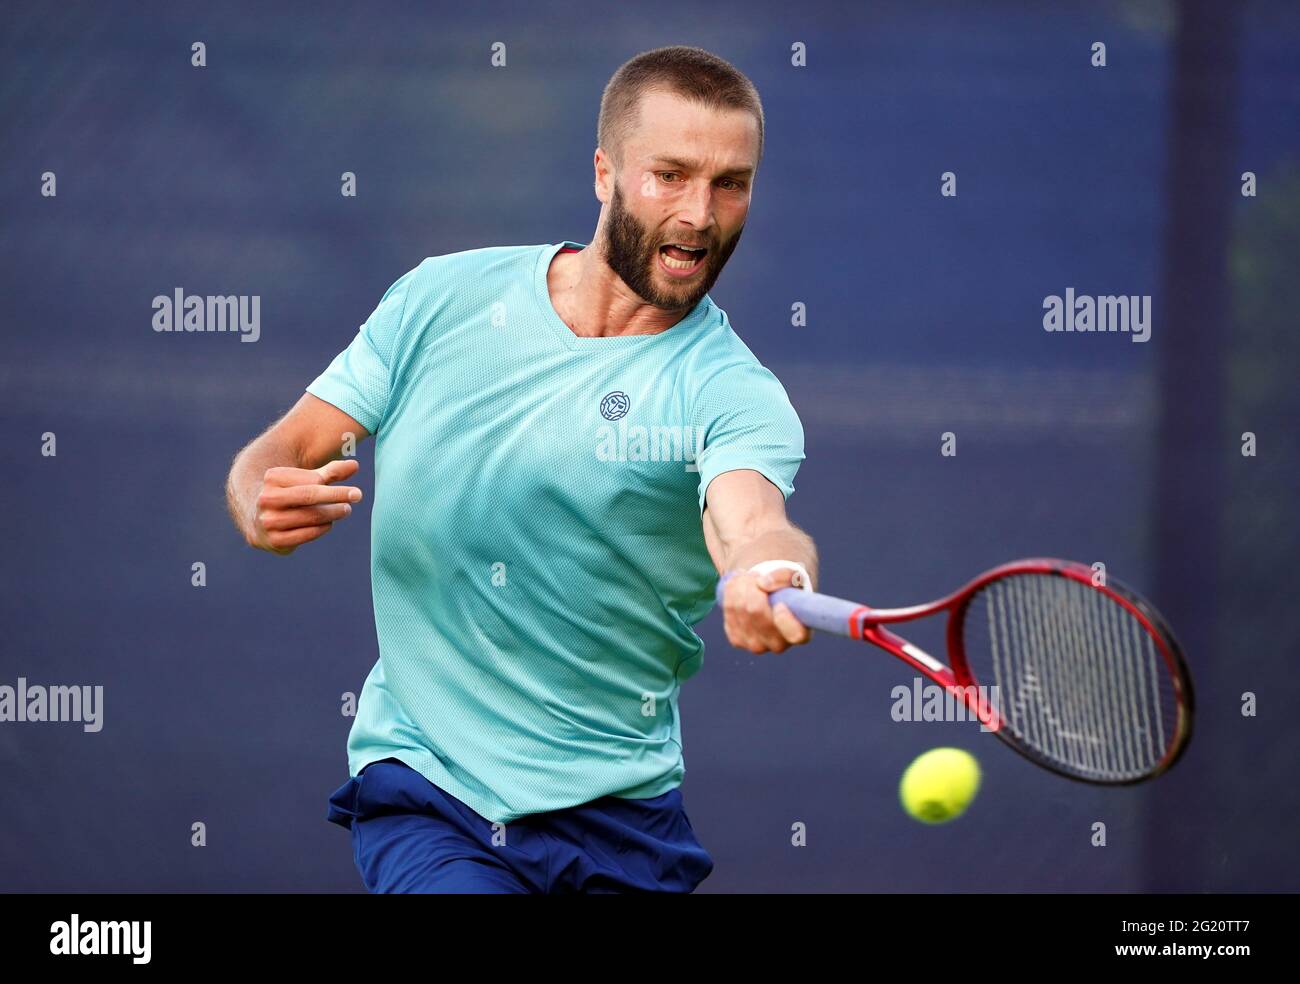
left=747, top=559, right=813, bottom=591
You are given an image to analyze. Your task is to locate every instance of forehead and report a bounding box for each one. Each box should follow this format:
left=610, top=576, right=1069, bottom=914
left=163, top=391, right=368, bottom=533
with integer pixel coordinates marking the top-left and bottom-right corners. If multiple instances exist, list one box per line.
left=624, top=88, right=759, bottom=169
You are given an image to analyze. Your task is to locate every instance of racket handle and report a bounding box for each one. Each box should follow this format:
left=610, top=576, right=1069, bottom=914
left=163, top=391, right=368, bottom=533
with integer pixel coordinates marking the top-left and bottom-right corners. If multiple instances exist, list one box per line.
left=715, top=573, right=862, bottom=637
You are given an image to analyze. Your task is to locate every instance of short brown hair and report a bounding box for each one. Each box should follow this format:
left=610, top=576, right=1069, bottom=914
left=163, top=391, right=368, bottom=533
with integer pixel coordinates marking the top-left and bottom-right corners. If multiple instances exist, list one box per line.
left=597, top=46, right=764, bottom=168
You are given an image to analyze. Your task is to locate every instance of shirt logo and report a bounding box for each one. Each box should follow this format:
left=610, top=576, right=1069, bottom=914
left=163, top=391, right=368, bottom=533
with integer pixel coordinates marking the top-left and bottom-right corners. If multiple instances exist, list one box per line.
left=599, top=391, right=630, bottom=421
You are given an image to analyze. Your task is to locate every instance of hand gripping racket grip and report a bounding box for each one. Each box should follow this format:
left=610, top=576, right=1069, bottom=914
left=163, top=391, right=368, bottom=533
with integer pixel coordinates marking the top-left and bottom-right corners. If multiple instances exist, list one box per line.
left=715, top=572, right=861, bottom=637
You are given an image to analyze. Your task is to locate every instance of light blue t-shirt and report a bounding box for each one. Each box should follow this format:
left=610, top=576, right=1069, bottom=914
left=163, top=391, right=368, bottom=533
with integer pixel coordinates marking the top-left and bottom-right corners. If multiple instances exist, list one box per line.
left=308, top=242, right=803, bottom=823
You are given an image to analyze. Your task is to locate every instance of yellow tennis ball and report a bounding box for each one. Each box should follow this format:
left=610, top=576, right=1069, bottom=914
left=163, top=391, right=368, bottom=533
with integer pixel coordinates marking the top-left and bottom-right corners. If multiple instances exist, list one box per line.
left=899, top=747, right=981, bottom=824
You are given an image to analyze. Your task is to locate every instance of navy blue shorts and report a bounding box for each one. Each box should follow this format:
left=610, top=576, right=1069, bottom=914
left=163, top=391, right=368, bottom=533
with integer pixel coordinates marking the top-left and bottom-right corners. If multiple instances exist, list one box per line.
left=326, top=758, right=714, bottom=893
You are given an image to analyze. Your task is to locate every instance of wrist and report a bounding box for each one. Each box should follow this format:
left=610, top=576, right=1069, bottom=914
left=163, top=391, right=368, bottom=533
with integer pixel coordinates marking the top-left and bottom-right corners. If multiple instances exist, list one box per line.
left=746, top=559, right=813, bottom=591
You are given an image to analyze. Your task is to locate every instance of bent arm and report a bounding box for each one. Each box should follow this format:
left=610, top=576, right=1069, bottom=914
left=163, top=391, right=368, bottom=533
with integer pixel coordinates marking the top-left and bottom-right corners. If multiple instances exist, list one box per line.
left=225, top=393, right=369, bottom=553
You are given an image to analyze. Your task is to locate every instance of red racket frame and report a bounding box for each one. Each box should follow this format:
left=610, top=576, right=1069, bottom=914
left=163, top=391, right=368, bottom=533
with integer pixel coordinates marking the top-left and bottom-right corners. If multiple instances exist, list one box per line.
left=841, top=558, right=1194, bottom=784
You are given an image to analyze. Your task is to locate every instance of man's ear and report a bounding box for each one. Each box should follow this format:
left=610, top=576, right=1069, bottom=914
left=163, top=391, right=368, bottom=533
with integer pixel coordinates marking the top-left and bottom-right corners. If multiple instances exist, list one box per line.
left=593, top=147, right=614, bottom=204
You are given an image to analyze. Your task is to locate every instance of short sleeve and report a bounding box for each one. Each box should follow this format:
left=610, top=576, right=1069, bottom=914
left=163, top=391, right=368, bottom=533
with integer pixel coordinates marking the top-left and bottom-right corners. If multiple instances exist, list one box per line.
left=305, top=265, right=421, bottom=434
left=694, top=362, right=805, bottom=514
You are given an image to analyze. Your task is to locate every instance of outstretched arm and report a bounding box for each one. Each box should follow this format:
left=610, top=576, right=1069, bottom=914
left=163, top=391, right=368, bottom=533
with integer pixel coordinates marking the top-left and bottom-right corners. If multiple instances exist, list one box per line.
left=703, top=469, right=818, bottom=654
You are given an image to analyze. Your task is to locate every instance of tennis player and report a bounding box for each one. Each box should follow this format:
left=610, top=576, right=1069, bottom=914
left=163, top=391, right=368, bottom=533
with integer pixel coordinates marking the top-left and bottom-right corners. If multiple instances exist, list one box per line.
left=225, top=45, right=817, bottom=893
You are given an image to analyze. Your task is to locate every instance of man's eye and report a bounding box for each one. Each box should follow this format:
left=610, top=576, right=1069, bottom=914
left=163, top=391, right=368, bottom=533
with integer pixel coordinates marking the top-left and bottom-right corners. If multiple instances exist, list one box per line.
left=658, top=172, right=680, bottom=182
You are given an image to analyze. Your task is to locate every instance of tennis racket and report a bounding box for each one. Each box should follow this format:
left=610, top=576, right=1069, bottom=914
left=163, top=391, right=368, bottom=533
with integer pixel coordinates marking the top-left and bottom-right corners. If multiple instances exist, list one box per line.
left=717, top=558, right=1193, bottom=784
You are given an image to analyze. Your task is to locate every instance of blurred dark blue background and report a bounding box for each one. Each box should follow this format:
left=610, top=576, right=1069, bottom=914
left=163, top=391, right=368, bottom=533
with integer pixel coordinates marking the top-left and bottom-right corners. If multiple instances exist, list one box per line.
left=2, top=0, right=1297, bottom=891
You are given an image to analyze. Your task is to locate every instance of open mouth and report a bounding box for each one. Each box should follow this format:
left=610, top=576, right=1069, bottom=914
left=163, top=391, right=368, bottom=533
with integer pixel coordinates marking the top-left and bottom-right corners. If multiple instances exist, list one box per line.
left=658, top=243, right=708, bottom=273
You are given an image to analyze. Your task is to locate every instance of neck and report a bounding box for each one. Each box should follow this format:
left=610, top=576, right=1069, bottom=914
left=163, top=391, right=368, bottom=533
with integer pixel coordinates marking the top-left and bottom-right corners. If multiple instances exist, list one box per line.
left=548, top=243, right=693, bottom=338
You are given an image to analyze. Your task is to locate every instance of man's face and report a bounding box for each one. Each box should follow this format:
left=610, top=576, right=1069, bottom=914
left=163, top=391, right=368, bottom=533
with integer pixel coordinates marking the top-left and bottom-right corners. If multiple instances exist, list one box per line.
left=599, top=89, right=758, bottom=310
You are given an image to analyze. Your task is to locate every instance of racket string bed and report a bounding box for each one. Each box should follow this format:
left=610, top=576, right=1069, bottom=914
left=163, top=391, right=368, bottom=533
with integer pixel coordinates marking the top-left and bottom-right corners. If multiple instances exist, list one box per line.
left=966, top=575, right=1176, bottom=782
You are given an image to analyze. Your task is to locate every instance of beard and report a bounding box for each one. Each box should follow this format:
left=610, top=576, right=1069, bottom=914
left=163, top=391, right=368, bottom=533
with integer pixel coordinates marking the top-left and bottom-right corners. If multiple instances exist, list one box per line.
left=600, top=182, right=742, bottom=310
